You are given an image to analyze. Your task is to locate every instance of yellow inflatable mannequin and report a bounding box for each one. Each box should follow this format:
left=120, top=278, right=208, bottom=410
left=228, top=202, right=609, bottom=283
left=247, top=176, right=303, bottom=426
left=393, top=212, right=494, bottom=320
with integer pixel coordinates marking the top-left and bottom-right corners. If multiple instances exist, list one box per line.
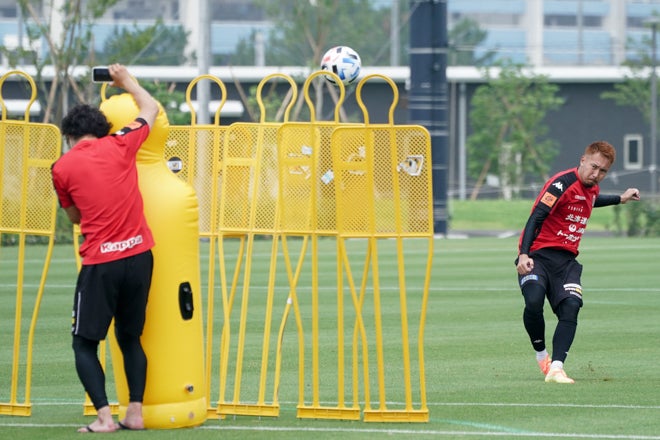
left=100, top=93, right=207, bottom=429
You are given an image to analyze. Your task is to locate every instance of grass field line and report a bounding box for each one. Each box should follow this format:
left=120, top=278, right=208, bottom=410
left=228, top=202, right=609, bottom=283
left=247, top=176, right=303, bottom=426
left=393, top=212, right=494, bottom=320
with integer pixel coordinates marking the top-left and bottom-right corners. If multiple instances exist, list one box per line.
left=24, top=399, right=660, bottom=410
left=44, top=243, right=660, bottom=260
left=1, top=421, right=660, bottom=439
left=3, top=239, right=659, bottom=264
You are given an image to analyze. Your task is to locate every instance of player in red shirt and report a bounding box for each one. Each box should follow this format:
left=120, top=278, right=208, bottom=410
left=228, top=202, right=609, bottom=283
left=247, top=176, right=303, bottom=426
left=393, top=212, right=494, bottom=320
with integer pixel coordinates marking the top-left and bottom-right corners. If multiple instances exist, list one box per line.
left=516, top=141, right=640, bottom=384
left=51, top=64, right=158, bottom=432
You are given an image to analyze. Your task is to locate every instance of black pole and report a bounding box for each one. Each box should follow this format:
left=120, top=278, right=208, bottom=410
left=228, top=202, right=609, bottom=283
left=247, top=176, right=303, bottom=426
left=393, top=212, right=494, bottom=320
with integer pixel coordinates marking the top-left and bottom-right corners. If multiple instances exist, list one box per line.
left=651, top=21, right=658, bottom=197
left=408, top=0, right=448, bottom=234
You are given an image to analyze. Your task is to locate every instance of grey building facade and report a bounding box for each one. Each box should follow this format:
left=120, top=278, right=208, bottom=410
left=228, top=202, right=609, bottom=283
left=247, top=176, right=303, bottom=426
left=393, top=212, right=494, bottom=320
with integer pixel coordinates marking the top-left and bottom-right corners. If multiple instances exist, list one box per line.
left=0, top=1, right=658, bottom=196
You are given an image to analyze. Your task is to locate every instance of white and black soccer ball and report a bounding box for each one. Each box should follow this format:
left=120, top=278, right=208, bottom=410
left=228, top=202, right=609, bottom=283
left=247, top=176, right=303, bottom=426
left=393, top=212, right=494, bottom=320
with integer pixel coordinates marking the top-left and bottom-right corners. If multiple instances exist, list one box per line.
left=320, top=46, right=362, bottom=86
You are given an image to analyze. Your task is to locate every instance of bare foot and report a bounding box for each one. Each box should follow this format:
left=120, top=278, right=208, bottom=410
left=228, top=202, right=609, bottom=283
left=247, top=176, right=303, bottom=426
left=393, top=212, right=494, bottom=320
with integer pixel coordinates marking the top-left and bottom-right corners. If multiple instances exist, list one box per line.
left=119, top=401, right=145, bottom=430
left=118, top=421, right=144, bottom=431
left=78, top=405, right=118, bottom=433
left=77, top=422, right=118, bottom=433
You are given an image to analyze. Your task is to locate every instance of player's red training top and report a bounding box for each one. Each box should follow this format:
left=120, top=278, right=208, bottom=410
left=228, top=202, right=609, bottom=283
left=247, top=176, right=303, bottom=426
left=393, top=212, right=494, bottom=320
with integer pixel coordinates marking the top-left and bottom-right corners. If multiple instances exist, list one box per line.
left=518, top=167, right=600, bottom=256
left=51, top=119, right=155, bottom=265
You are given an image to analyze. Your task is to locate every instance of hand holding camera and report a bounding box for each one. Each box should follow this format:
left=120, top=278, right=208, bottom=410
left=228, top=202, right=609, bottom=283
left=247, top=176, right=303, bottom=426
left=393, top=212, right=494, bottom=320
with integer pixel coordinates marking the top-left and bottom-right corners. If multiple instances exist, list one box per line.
left=92, top=66, right=112, bottom=83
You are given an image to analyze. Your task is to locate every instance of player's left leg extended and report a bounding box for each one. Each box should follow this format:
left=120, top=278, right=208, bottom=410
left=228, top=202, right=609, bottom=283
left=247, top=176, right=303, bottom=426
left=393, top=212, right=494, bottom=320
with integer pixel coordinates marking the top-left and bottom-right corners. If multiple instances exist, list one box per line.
left=552, top=296, right=581, bottom=363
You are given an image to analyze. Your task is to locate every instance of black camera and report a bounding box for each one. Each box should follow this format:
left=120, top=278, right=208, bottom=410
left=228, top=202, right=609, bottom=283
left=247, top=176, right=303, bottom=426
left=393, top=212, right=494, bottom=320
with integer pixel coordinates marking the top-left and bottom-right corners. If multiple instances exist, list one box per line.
left=92, top=67, right=112, bottom=83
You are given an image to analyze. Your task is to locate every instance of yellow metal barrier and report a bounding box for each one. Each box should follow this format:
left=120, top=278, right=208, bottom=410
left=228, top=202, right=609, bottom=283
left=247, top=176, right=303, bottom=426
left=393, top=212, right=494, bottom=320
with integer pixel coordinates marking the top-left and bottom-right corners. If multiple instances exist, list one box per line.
left=165, top=74, right=228, bottom=236
left=276, top=71, right=364, bottom=420
left=1, top=70, right=432, bottom=425
left=216, top=74, right=298, bottom=417
left=0, top=70, right=61, bottom=416
left=332, top=74, right=433, bottom=422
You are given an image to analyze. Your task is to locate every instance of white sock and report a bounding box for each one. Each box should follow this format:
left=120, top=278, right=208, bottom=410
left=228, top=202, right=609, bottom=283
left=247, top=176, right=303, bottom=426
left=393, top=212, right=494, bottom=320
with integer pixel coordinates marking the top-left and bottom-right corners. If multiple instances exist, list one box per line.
left=535, top=350, right=549, bottom=361
left=550, top=360, right=564, bottom=370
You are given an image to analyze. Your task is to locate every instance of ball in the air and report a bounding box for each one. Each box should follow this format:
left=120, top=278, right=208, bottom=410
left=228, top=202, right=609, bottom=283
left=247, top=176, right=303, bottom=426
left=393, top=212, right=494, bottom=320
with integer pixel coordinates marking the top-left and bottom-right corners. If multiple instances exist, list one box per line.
left=320, top=46, right=361, bottom=86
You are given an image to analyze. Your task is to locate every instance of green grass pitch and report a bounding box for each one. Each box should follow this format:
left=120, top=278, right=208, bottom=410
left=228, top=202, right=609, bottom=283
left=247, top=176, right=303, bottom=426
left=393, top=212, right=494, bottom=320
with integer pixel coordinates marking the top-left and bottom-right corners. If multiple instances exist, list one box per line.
left=1, top=235, right=659, bottom=439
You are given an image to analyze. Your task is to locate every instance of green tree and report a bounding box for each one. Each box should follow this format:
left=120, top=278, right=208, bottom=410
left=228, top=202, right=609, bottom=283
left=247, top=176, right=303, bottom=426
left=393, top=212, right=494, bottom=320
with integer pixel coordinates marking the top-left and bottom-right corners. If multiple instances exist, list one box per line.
left=243, top=80, right=298, bottom=123
left=98, top=19, right=190, bottom=125
left=600, top=15, right=660, bottom=236
left=103, top=81, right=190, bottom=126
left=601, top=15, right=659, bottom=141
left=4, top=3, right=191, bottom=125
left=232, top=0, right=392, bottom=67
left=98, top=19, right=192, bottom=126
left=467, top=62, right=565, bottom=200
left=230, top=0, right=404, bottom=122
left=230, top=29, right=261, bottom=66
left=100, top=18, right=192, bottom=65
left=448, top=17, right=495, bottom=66
left=10, top=0, right=120, bottom=124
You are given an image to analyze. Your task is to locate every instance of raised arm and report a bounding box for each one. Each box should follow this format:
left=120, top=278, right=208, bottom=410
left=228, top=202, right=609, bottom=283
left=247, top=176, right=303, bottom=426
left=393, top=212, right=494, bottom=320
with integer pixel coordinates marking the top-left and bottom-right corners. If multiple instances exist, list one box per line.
left=107, top=63, right=159, bottom=128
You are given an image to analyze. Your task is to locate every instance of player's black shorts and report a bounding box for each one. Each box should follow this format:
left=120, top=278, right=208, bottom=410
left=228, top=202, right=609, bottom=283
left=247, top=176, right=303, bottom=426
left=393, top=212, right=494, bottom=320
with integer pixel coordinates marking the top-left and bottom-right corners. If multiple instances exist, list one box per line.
left=517, top=248, right=583, bottom=312
left=72, top=250, right=153, bottom=341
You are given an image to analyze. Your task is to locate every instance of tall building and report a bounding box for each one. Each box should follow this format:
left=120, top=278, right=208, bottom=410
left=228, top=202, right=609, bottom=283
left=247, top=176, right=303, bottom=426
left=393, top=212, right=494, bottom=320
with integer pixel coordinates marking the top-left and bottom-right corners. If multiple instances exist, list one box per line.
left=1, top=1, right=659, bottom=67
left=0, top=0, right=271, bottom=66
left=448, top=0, right=660, bottom=66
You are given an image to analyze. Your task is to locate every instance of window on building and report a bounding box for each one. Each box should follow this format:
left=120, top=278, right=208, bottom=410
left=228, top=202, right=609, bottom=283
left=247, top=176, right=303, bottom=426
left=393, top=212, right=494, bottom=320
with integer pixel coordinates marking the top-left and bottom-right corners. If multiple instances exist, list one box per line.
left=545, top=15, right=602, bottom=28
left=0, top=7, right=16, bottom=18
left=627, top=16, right=646, bottom=29
left=211, top=0, right=266, bottom=21
left=451, top=13, right=520, bottom=27
left=623, top=134, right=643, bottom=170
left=545, top=15, right=576, bottom=27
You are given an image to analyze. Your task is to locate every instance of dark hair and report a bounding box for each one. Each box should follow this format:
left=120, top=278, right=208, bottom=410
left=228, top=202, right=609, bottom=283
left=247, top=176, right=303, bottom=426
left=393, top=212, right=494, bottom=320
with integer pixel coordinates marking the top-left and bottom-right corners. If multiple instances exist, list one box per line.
left=61, top=104, right=112, bottom=139
left=584, top=140, right=616, bottom=165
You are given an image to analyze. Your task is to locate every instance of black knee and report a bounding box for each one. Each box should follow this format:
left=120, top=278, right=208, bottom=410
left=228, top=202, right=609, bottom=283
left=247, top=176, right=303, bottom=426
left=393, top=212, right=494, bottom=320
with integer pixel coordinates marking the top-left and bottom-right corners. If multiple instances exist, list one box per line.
left=556, top=297, right=581, bottom=324
left=114, top=329, right=141, bottom=352
left=72, top=335, right=100, bottom=374
left=522, top=282, right=545, bottom=313
left=72, top=334, right=98, bottom=356
left=114, top=329, right=147, bottom=403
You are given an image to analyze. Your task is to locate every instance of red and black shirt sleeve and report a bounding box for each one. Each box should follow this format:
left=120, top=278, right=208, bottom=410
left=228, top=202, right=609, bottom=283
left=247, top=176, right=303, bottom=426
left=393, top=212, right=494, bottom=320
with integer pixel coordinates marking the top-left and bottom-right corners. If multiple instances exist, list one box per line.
left=519, top=170, right=578, bottom=255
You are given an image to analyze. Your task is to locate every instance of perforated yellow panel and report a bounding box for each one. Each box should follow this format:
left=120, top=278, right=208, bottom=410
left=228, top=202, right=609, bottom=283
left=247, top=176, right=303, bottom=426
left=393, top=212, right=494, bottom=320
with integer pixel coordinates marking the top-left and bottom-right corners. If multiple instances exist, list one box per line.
left=218, top=123, right=280, bottom=233
left=0, top=121, right=60, bottom=234
left=0, top=114, right=61, bottom=417
left=164, top=126, right=227, bottom=236
left=330, top=122, right=433, bottom=423
left=276, top=122, right=345, bottom=234
left=331, top=126, right=433, bottom=237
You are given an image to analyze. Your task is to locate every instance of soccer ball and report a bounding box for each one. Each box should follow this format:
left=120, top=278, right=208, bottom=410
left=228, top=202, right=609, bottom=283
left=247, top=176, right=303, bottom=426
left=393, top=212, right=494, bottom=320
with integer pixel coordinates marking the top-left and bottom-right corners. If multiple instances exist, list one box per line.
left=320, top=46, right=362, bottom=86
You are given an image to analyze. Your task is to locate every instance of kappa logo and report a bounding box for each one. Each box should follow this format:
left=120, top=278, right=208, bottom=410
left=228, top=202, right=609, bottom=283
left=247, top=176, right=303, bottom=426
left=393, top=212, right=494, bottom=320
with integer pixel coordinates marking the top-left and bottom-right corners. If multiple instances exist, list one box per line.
left=552, top=181, right=564, bottom=192
left=100, top=234, right=143, bottom=253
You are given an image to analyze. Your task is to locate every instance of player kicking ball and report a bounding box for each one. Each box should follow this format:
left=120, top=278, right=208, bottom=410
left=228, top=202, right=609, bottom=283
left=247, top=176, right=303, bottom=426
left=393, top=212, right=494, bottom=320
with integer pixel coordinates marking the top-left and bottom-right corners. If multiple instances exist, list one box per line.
left=515, top=141, right=640, bottom=383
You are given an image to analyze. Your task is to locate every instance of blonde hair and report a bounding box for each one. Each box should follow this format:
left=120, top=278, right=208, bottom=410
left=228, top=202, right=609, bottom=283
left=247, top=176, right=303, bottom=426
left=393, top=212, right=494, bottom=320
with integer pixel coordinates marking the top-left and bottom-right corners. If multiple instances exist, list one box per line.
left=585, top=140, right=616, bottom=164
